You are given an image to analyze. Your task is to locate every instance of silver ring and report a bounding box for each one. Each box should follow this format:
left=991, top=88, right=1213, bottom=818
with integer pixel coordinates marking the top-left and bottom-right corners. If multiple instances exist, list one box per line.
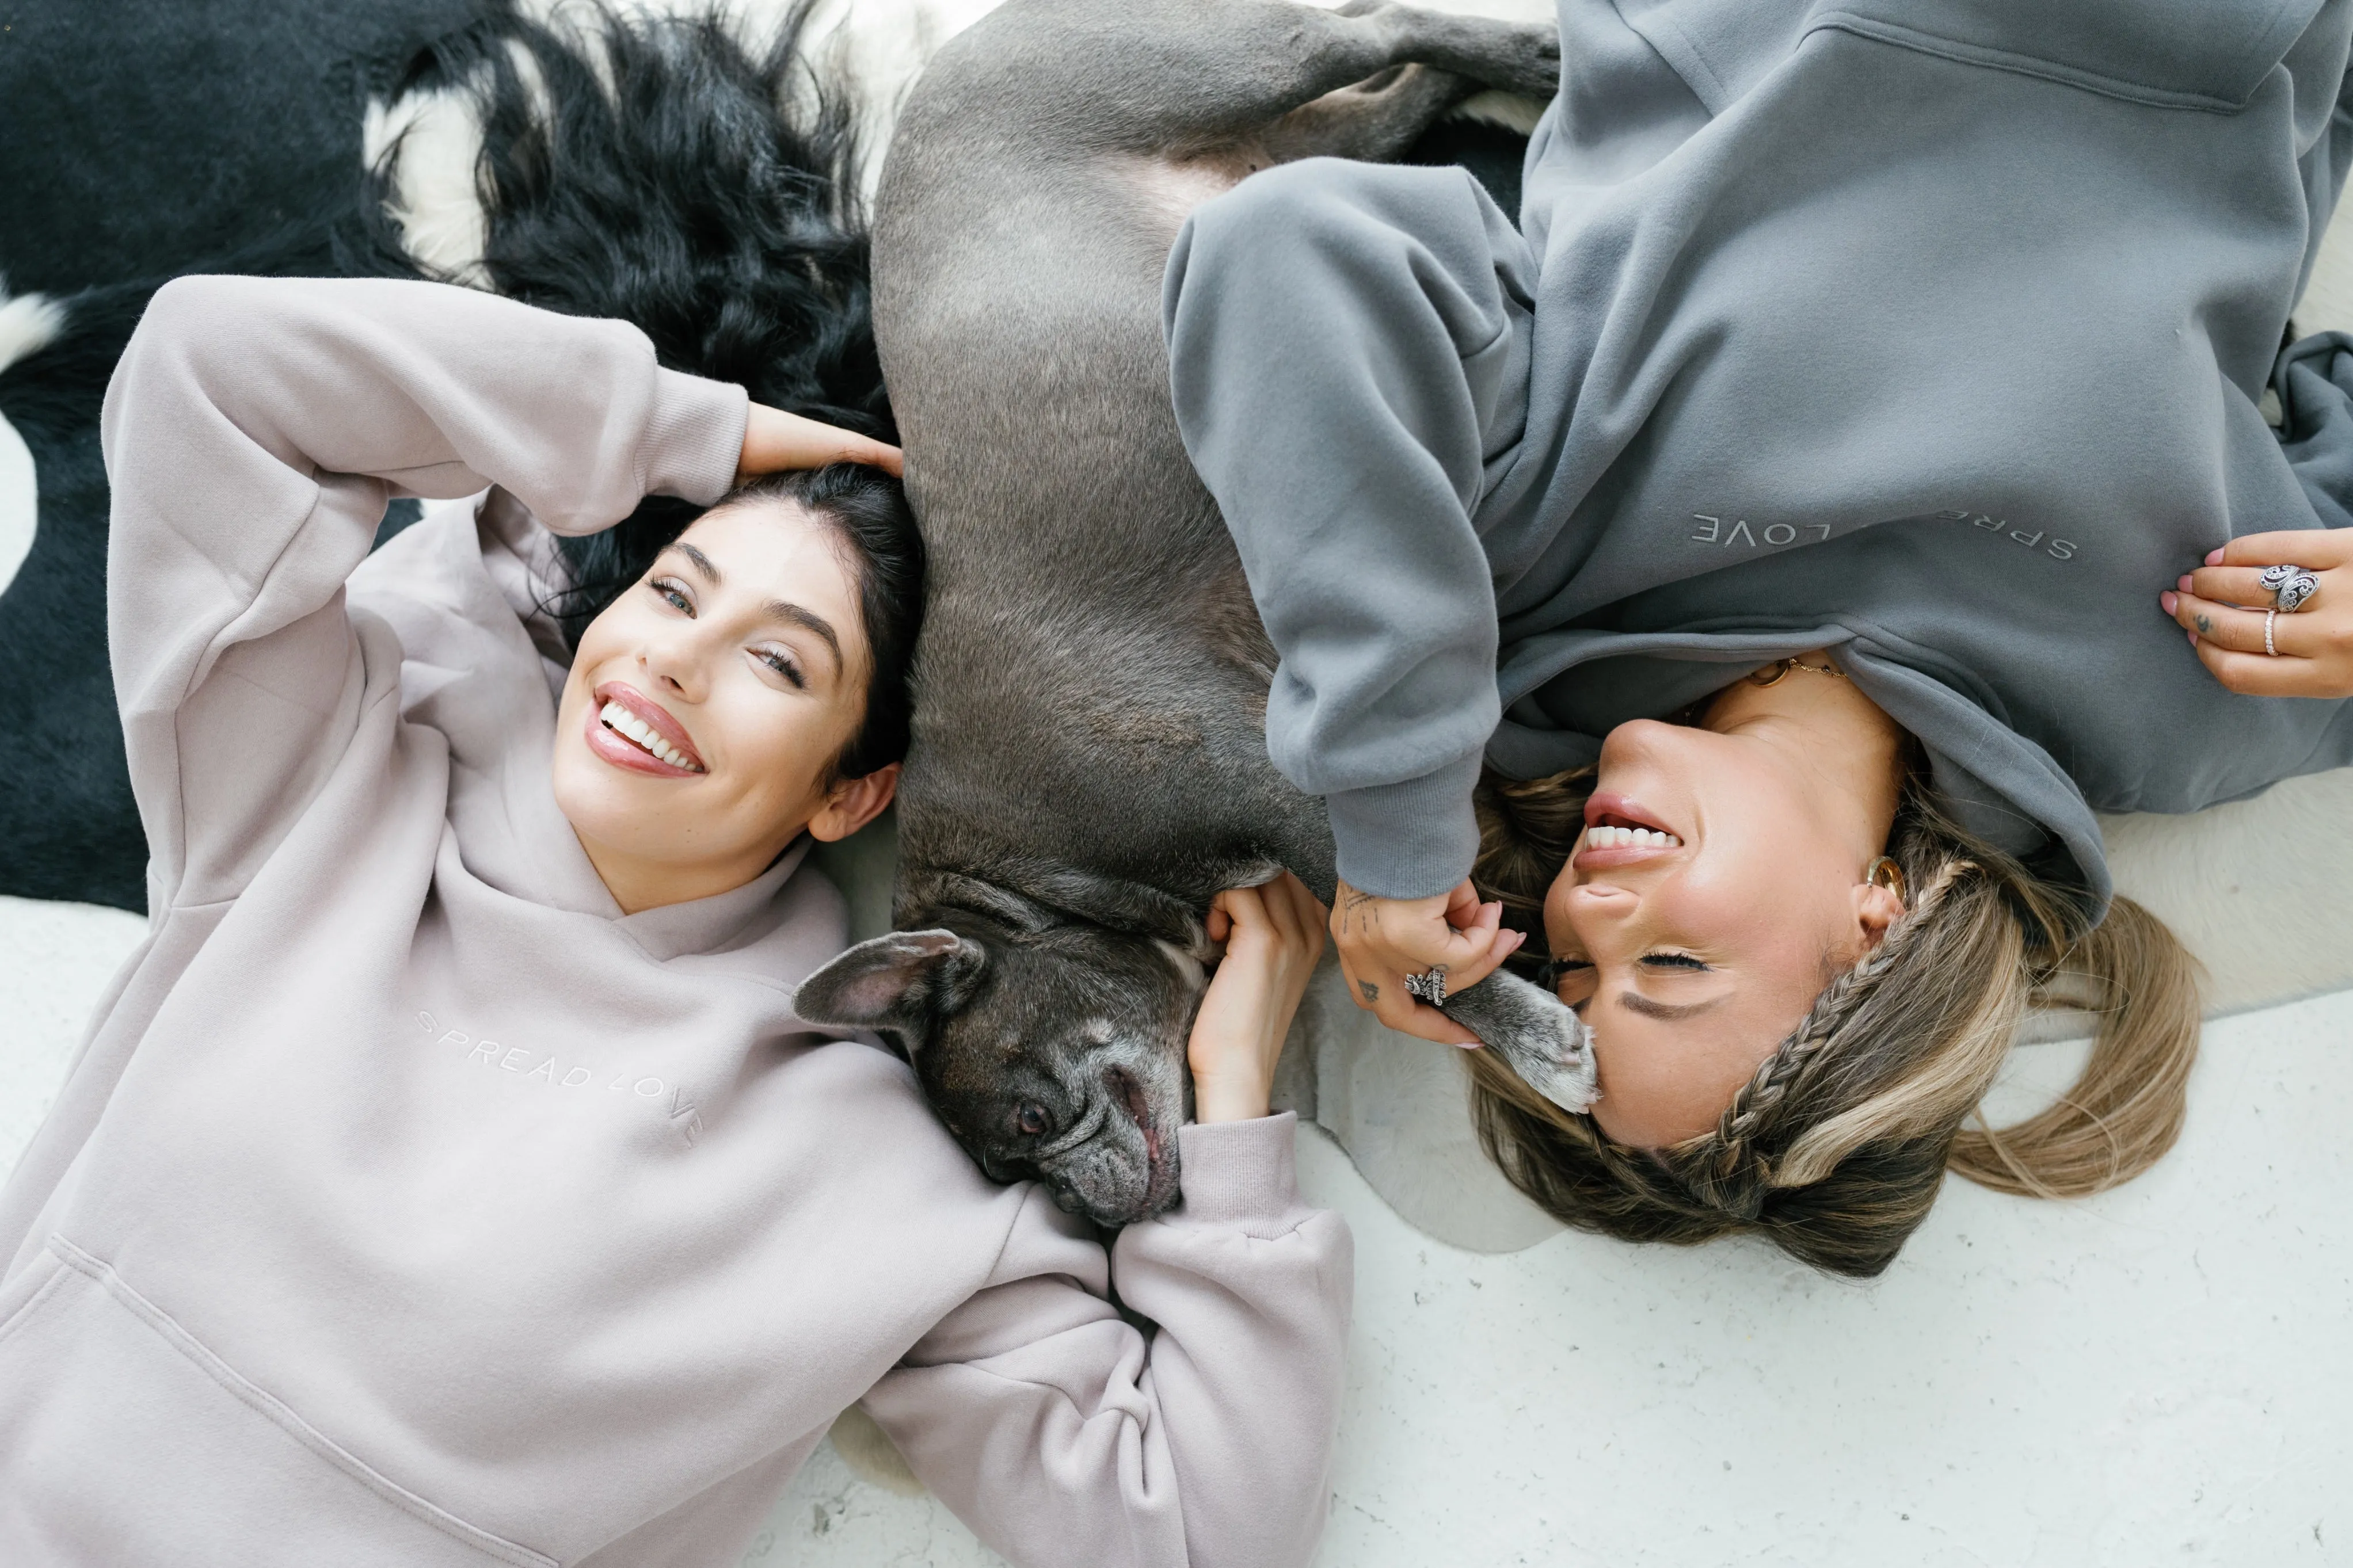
left=1403, top=967, right=1448, bottom=1008
left=2266, top=609, right=2279, bottom=657
left=2261, top=563, right=2321, bottom=613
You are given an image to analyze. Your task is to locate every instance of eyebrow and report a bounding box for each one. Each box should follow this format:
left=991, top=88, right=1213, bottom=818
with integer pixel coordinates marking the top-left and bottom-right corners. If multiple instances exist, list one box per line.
left=658, top=541, right=844, bottom=676
left=1617, top=991, right=1726, bottom=1022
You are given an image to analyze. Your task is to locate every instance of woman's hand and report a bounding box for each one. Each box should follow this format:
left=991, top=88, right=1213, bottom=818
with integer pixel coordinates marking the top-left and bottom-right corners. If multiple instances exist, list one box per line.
left=2164, top=530, right=2353, bottom=696
left=1187, top=872, right=1328, bottom=1123
left=1329, top=878, right=1524, bottom=1048
left=738, top=402, right=903, bottom=480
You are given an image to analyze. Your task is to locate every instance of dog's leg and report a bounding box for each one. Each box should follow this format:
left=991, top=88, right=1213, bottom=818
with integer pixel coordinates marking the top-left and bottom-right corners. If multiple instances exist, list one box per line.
left=910, top=0, right=1557, bottom=153
left=1261, top=62, right=1482, bottom=165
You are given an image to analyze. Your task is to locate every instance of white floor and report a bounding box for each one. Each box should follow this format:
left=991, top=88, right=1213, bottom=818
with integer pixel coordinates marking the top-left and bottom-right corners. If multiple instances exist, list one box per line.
left=748, top=994, right=2353, bottom=1567
left=5, top=892, right=2347, bottom=1566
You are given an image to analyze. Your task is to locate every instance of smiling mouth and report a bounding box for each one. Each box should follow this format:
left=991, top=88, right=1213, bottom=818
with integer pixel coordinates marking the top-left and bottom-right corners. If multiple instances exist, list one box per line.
left=1577, top=793, right=1684, bottom=864
left=585, top=686, right=707, bottom=779
left=597, top=700, right=702, bottom=771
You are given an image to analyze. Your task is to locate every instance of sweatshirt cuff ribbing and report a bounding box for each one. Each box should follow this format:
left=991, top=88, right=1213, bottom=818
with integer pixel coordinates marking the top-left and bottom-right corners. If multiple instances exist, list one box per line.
left=1176, top=1112, right=1300, bottom=1231
left=642, top=368, right=750, bottom=506
left=1323, top=751, right=1485, bottom=900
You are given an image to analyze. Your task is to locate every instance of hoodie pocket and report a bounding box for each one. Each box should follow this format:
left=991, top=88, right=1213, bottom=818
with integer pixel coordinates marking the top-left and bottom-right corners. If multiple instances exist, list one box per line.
left=0, top=1236, right=557, bottom=1568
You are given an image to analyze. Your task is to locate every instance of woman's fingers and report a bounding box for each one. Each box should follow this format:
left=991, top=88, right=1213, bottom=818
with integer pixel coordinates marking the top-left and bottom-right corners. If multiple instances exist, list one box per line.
left=1428, top=901, right=1525, bottom=993
left=1383, top=1004, right=1484, bottom=1048
left=739, top=404, right=905, bottom=478
left=2182, top=565, right=2321, bottom=610
left=2189, top=635, right=2333, bottom=696
left=2207, top=531, right=2353, bottom=571
left=2167, top=590, right=2303, bottom=655
left=2169, top=585, right=2353, bottom=696
left=1324, top=879, right=1499, bottom=1044
left=1269, top=872, right=1328, bottom=959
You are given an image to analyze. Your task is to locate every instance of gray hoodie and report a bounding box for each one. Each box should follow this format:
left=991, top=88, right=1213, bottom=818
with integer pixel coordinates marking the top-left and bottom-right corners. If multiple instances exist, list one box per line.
left=1164, top=0, right=2353, bottom=909
left=0, top=276, right=1349, bottom=1568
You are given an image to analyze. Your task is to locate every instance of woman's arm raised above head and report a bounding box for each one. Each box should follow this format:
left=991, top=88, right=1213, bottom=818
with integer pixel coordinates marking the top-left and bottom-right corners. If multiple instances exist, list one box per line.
left=101, top=275, right=748, bottom=909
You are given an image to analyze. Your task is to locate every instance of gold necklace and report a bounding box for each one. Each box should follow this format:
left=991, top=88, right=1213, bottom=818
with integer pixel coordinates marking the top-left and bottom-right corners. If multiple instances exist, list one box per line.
left=1746, top=656, right=1847, bottom=687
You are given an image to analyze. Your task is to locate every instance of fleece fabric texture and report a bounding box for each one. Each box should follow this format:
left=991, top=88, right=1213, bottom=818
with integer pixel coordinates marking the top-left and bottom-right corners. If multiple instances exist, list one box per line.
left=0, top=277, right=1350, bottom=1568
left=1164, top=0, right=2353, bottom=906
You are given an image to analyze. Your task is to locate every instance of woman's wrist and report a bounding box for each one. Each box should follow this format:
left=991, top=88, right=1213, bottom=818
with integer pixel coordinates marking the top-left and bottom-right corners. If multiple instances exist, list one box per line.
left=1191, top=1067, right=1274, bottom=1124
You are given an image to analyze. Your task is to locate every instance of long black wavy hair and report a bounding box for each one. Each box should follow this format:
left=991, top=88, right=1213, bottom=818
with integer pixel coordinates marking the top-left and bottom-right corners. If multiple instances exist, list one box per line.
left=363, top=2, right=894, bottom=615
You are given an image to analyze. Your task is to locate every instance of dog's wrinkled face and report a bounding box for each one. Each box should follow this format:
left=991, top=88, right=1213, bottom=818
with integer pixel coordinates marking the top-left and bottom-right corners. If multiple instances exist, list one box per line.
left=794, top=916, right=1204, bottom=1224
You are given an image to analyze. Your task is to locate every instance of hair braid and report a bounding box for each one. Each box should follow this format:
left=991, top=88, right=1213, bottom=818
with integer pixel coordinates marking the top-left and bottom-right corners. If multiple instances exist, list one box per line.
left=1697, top=854, right=1980, bottom=1207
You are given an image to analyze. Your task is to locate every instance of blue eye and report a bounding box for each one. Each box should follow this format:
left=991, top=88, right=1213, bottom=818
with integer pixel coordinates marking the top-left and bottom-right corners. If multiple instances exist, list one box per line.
left=649, top=576, right=692, bottom=614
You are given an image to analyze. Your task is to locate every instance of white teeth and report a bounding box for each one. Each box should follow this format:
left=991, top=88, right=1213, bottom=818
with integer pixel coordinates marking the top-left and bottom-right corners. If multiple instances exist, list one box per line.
left=1586, top=825, right=1684, bottom=850
left=597, top=700, right=702, bottom=772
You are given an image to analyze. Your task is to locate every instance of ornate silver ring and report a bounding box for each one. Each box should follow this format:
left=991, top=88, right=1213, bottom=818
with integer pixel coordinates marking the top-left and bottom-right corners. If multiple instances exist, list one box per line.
left=1404, top=967, right=1448, bottom=1008
left=2261, top=563, right=2321, bottom=614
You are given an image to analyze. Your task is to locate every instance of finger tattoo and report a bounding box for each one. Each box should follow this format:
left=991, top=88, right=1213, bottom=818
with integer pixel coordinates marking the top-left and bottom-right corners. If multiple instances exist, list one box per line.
left=1358, top=981, right=1380, bottom=1004
left=2195, top=613, right=2214, bottom=635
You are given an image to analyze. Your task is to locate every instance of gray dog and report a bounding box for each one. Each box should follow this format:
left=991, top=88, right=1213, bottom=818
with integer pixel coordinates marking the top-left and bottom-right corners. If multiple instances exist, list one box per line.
left=796, top=0, right=1593, bottom=1224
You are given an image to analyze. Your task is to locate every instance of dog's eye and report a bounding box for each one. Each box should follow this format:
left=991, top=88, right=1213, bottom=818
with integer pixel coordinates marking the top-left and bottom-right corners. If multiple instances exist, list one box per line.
left=1014, top=1103, right=1052, bottom=1138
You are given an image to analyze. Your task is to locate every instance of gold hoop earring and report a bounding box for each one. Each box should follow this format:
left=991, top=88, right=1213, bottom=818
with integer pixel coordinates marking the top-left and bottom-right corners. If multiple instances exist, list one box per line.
left=1866, top=856, right=1907, bottom=906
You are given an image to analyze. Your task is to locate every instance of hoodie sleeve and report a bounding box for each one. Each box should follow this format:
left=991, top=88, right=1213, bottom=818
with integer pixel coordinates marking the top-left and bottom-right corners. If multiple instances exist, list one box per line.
left=101, top=275, right=747, bottom=910
left=1163, top=158, right=1536, bottom=901
left=858, top=1113, right=1353, bottom=1568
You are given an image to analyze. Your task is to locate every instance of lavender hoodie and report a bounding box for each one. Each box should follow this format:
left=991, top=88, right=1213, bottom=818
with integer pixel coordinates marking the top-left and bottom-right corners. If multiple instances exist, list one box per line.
left=0, top=277, right=1350, bottom=1568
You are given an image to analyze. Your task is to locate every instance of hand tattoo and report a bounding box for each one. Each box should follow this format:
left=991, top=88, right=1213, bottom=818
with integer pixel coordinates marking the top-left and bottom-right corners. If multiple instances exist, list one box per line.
left=2195, top=613, right=2213, bottom=636
left=1358, top=980, right=1380, bottom=1004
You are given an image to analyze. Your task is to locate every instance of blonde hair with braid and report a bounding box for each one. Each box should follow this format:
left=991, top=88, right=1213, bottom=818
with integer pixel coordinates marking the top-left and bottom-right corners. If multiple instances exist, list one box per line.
left=1464, top=765, right=2203, bottom=1277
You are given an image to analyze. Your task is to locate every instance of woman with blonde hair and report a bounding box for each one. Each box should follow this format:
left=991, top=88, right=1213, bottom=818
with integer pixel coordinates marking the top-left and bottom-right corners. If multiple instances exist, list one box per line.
left=1160, top=0, right=2353, bottom=1274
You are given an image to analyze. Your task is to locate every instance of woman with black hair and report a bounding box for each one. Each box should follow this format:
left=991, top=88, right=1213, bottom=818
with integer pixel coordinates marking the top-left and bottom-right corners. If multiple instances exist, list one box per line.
left=0, top=275, right=1347, bottom=1566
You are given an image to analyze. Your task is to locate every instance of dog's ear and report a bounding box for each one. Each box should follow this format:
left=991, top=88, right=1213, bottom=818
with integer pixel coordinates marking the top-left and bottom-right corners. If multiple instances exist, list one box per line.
left=793, top=929, right=988, bottom=1046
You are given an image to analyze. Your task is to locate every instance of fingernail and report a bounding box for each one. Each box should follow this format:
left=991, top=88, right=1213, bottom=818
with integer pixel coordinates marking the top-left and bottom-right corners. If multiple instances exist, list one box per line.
left=2187, top=629, right=2199, bottom=646
left=1453, top=1039, right=1484, bottom=1051
left=2161, top=591, right=2177, bottom=615
left=2177, top=575, right=2192, bottom=592
left=2206, top=549, right=2224, bottom=566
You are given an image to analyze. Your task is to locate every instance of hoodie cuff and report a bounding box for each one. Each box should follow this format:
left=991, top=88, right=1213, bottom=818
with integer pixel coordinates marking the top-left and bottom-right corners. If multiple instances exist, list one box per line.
left=641, top=368, right=750, bottom=505
left=1323, top=751, right=1484, bottom=900
left=1175, top=1112, right=1301, bottom=1232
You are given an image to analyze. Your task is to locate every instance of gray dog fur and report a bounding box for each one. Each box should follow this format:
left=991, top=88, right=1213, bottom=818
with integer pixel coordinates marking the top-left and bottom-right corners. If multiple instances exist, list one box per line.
left=794, top=0, right=1587, bottom=1225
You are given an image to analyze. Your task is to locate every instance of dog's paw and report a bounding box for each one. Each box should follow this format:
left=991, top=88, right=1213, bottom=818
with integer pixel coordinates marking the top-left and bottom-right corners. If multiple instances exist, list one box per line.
left=1495, top=24, right=1562, bottom=101
left=1441, top=967, right=1598, bottom=1113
